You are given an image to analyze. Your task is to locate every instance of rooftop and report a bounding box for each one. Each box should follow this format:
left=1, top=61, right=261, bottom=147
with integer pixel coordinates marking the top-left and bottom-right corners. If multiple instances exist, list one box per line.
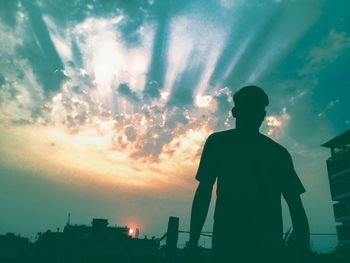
left=321, top=129, right=350, bottom=149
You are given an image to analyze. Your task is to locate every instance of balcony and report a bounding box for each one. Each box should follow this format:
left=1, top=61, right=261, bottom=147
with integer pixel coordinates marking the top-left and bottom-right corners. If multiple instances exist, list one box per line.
left=334, top=201, right=350, bottom=222
left=326, top=150, right=350, bottom=177
left=337, top=224, right=350, bottom=244
left=330, top=176, right=350, bottom=201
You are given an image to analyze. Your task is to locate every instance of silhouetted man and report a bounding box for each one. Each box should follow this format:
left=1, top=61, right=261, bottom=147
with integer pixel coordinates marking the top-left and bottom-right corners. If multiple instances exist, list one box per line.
left=189, top=86, right=309, bottom=262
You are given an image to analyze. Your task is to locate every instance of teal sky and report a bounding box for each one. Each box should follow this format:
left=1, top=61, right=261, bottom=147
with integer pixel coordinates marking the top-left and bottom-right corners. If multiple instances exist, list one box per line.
left=0, top=0, right=350, bottom=252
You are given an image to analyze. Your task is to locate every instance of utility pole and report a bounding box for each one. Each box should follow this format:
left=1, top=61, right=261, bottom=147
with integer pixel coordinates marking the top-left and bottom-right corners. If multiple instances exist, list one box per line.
left=165, top=216, right=179, bottom=263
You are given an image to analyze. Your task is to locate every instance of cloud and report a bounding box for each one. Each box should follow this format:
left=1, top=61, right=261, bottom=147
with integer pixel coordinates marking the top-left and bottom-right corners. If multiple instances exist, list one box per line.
left=299, top=29, right=350, bottom=76
left=117, top=83, right=140, bottom=103
left=0, top=15, right=47, bottom=124
left=0, top=0, right=335, bottom=165
left=317, top=99, right=340, bottom=118
left=124, top=125, right=137, bottom=142
left=264, top=107, right=290, bottom=139
left=0, top=0, right=20, bottom=27
left=38, top=0, right=154, bottom=46
left=143, top=80, right=161, bottom=100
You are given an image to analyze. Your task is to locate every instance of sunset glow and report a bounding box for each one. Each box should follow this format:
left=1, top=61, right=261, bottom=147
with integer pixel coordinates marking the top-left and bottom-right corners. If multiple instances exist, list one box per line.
left=1, top=0, right=349, bottom=252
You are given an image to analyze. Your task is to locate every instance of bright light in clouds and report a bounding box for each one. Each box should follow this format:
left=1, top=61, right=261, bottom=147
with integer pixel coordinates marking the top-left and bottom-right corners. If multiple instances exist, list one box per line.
left=93, top=41, right=122, bottom=95
left=164, top=14, right=226, bottom=96
left=195, top=95, right=212, bottom=108
left=0, top=123, right=186, bottom=189
left=164, top=16, right=195, bottom=93
left=162, top=127, right=211, bottom=161
left=70, top=15, right=153, bottom=109
left=265, top=107, right=290, bottom=138
left=77, top=17, right=124, bottom=102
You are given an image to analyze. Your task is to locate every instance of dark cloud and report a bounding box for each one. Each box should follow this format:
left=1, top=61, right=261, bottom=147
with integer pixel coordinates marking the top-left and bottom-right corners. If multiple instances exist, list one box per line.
left=0, top=74, right=5, bottom=87
left=11, top=118, right=33, bottom=125
left=125, top=125, right=137, bottom=141
left=18, top=1, right=65, bottom=95
left=117, top=83, right=140, bottom=102
left=134, top=127, right=173, bottom=160
left=118, top=105, right=190, bottom=160
left=143, top=0, right=171, bottom=100
left=167, top=52, right=205, bottom=107
left=164, top=107, right=189, bottom=129
left=142, top=81, right=161, bottom=100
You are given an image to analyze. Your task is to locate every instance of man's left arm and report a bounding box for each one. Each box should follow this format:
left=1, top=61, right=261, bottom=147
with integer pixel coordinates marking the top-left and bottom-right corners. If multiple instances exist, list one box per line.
left=285, top=192, right=310, bottom=255
left=282, top=152, right=310, bottom=260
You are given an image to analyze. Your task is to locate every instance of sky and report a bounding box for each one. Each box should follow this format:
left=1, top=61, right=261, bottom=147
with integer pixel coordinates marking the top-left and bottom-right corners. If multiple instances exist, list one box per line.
left=0, top=0, right=350, bottom=252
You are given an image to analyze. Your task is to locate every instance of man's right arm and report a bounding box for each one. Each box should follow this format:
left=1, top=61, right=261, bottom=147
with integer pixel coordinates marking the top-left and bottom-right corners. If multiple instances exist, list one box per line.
left=189, top=134, right=216, bottom=248
left=189, top=181, right=213, bottom=248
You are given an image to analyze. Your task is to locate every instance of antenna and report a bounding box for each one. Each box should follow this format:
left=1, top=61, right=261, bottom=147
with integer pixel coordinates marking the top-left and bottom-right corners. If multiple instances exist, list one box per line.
left=66, top=213, right=71, bottom=226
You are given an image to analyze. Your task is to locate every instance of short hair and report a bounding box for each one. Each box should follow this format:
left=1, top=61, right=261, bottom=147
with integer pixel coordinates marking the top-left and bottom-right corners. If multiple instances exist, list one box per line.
left=233, top=85, right=269, bottom=109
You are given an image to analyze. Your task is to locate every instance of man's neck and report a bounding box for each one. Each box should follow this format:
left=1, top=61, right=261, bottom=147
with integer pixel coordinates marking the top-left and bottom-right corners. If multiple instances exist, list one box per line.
left=235, top=125, right=260, bottom=134
left=235, top=119, right=261, bottom=134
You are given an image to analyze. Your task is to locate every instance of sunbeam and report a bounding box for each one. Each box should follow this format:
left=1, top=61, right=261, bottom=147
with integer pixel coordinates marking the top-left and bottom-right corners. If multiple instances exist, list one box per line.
left=1, top=0, right=349, bottom=252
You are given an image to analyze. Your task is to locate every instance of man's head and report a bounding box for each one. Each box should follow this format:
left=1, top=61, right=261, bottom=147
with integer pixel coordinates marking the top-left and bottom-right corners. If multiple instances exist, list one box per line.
left=231, top=85, right=269, bottom=131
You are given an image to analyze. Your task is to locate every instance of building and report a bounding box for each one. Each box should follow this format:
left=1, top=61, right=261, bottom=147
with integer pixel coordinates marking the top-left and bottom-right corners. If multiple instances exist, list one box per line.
left=32, top=218, right=160, bottom=262
left=0, top=233, right=30, bottom=263
left=322, top=129, right=350, bottom=245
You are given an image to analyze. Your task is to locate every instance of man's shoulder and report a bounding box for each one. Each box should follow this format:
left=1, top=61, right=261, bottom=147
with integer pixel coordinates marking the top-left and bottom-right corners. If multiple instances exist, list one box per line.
left=207, top=129, right=236, bottom=141
left=258, top=133, right=290, bottom=156
left=206, top=130, right=291, bottom=155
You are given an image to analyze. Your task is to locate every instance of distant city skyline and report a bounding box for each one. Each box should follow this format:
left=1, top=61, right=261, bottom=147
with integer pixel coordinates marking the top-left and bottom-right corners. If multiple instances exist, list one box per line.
left=1, top=0, right=350, bottom=252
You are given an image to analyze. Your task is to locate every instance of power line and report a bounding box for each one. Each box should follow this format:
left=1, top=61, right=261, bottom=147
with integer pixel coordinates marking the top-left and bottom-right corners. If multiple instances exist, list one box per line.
left=178, top=230, right=337, bottom=236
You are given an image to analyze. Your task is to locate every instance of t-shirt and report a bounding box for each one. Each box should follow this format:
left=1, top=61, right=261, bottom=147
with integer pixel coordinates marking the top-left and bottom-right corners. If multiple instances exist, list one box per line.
left=195, top=129, right=305, bottom=252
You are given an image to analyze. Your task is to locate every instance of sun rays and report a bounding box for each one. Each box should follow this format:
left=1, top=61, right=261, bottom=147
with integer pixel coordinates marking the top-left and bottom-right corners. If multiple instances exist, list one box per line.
left=0, top=0, right=320, bottom=188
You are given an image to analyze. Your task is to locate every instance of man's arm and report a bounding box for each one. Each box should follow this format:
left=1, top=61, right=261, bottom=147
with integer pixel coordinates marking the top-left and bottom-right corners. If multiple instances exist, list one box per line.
left=285, top=193, right=310, bottom=256
left=188, top=181, right=214, bottom=248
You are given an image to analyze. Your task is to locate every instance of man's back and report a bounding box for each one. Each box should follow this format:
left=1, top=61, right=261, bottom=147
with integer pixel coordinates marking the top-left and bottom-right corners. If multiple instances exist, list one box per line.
left=195, top=129, right=305, bottom=258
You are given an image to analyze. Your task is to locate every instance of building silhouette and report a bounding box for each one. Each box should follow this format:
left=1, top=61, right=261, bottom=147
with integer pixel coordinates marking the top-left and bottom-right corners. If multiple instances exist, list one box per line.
left=34, top=218, right=160, bottom=263
left=0, top=233, right=30, bottom=262
left=322, top=129, right=350, bottom=245
left=0, top=218, right=160, bottom=263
